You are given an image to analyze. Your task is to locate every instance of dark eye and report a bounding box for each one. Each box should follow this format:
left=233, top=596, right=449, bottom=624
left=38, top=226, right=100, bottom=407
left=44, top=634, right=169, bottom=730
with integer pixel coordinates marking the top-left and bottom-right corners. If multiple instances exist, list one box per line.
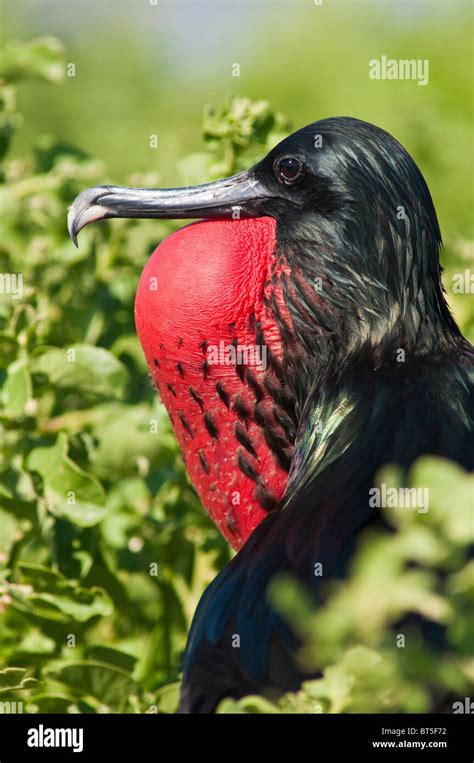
left=274, top=156, right=303, bottom=184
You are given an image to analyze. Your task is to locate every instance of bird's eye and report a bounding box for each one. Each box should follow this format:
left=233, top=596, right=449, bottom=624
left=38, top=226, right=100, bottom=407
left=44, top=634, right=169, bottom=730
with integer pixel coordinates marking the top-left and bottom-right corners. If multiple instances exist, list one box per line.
left=274, top=156, right=303, bottom=185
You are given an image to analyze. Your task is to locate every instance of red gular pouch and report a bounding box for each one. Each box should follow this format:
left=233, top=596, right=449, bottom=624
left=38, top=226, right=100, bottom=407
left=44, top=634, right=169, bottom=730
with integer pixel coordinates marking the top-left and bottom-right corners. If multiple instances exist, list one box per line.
left=134, top=217, right=293, bottom=550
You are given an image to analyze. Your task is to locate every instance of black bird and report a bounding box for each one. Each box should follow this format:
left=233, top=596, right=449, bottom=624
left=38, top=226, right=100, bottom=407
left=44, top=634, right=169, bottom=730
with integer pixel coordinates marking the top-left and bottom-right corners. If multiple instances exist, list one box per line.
left=68, top=117, right=473, bottom=712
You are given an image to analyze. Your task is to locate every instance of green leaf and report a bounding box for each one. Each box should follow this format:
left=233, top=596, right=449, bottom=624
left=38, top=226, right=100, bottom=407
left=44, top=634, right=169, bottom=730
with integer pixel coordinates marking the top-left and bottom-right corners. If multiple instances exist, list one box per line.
left=8, top=562, right=113, bottom=624
left=88, top=402, right=172, bottom=479
left=151, top=682, right=181, bottom=714
left=411, top=457, right=474, bottom=543
left=0, top=668, right=38, bottom=694
left=45, top=661, right=137, bottom=711
left=85, top=645, right=136, bottom=673
left=31, top=345, right=129, bottom=399
left=0, top=508, right=20, bottom=553
left=27, top=432, right=107, bottom=526
left=1, top=360, right=32, bottom=417
left=0, top=465, right=37, bottom=510
left=16, top=629, right=56, bottom=656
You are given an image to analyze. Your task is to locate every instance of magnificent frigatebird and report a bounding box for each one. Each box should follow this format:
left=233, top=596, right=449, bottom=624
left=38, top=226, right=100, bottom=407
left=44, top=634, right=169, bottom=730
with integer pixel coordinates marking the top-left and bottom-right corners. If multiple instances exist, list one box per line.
left=68, top=117, right=473, bottom=713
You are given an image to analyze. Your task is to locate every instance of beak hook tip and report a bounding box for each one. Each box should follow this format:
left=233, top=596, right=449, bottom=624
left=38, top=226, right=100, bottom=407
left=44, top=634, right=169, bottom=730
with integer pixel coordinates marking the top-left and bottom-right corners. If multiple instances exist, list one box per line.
left=67, top=205, right=80, bottom=247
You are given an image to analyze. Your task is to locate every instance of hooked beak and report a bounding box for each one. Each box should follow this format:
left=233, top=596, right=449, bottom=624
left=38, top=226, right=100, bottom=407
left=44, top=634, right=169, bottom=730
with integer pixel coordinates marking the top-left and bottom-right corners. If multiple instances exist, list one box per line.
left=67, top=169, right=269, bottom=246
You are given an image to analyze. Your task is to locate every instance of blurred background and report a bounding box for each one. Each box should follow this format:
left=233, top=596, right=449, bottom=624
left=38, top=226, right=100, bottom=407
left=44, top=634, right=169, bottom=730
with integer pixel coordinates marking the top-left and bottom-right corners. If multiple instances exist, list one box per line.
left=0, top=0, right=472, bottom=714
left=3, top=0, right=473, bottom=232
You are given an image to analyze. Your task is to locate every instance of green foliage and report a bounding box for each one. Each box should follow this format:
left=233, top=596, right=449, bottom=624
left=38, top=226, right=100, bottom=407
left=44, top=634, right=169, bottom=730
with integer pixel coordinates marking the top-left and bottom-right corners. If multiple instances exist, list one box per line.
left=179, top=96, right=290, bottom=182
left=0, top=36, right=472, bottom=715
left=0, top=37, right=245, bottom=714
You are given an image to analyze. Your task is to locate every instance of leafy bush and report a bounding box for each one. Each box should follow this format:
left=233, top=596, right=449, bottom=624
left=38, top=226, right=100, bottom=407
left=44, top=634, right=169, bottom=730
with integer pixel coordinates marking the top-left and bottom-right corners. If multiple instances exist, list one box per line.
left=0, top=38, right=472, bottom=714
left=0, top=38, right=290, bottom=714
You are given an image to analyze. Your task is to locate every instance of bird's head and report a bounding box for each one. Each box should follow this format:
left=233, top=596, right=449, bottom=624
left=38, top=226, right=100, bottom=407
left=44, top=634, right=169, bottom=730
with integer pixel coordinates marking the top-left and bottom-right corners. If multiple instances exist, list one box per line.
left=68, top=117, right=461, bottom=548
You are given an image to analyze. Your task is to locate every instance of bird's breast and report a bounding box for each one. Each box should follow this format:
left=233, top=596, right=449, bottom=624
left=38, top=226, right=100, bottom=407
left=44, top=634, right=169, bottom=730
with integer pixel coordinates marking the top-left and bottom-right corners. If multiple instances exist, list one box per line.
left=134, top=217, right=295, bottom=549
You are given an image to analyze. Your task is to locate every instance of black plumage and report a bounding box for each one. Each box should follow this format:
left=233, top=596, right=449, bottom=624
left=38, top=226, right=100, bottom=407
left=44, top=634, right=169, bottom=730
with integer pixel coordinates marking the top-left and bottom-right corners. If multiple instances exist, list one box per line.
left=179, top=118, right=473, bottom=712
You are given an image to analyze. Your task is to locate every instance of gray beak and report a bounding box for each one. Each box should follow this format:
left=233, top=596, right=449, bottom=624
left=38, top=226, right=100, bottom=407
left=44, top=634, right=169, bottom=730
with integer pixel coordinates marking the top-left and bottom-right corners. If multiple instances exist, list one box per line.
left=67, top=170, right=269, bottom=246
